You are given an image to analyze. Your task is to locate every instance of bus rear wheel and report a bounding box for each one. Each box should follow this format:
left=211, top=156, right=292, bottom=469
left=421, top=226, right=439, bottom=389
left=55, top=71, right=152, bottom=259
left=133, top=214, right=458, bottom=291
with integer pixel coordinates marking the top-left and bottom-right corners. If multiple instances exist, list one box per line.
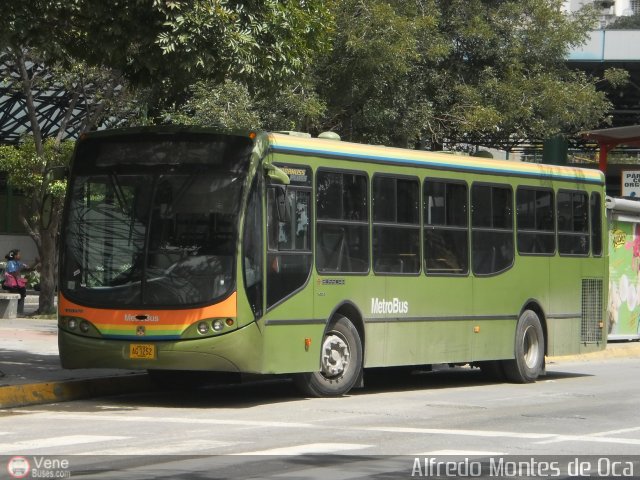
left=502, top=310, right=545, bottom=383
left=294, top=315, right=363, bottom=397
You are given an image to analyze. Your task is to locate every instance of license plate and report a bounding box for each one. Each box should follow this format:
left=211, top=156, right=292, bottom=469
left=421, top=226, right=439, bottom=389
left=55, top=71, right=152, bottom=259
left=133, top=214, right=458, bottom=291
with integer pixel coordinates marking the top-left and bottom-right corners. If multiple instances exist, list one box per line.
left=129, top=343, right=156, bottom=359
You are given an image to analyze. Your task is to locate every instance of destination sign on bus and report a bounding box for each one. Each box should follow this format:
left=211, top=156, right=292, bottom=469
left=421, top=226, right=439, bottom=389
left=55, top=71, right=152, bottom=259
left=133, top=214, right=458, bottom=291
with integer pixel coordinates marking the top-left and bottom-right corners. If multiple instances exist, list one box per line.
left=275, top=163, right=311, bottom=186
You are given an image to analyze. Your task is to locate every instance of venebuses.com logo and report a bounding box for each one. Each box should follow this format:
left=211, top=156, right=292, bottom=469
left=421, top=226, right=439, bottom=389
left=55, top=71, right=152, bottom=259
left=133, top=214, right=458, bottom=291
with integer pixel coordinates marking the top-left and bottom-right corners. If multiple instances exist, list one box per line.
left=7, top=456, right=30, bottom=479
left=6, top=456, right=71, bottom=479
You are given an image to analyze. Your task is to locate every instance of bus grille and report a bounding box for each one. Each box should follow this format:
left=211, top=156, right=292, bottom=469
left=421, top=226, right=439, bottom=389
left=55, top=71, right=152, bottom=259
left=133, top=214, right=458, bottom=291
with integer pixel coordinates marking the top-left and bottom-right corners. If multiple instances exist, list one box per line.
left=581, top=278, right=603, bottom=343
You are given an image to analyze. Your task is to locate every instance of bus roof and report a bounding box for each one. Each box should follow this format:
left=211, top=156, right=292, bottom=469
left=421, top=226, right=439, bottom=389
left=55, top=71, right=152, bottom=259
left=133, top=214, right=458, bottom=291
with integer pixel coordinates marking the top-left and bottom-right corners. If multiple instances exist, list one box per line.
left=267, top=132, right=605, bottom=186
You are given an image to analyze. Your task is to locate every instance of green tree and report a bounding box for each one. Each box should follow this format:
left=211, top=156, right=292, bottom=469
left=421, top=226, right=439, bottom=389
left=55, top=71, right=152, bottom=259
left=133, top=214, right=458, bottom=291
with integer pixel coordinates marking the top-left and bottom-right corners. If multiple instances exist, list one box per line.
left=163, top=78, right=327, bottom=134
left=316, top=0, right=438, bottom=146
left=33, top=0, right=334, bottom=97
left=0, top=48, right=138, bottom=314
left=0, top=138, right=71, bottom=314
left=606, top=13, right=640, bottom=29
left=1, top=1, right=334, bottom=312
left=164, top=80, right=262, bottom=130
left=317, top=0, right=615, bottom=151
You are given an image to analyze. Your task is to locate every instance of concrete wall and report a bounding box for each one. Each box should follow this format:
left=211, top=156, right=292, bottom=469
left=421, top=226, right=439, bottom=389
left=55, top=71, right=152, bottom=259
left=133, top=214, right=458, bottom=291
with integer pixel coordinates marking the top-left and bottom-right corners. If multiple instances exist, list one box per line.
left=0, top=234, right=39, bottom=265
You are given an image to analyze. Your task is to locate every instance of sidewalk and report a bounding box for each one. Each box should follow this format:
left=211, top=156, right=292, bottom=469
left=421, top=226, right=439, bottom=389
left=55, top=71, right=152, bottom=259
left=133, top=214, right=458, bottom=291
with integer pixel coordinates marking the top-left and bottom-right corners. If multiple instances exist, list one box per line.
left=1, top=305, right=640, bottom=409
left=0, top=296, right=152, bottom=408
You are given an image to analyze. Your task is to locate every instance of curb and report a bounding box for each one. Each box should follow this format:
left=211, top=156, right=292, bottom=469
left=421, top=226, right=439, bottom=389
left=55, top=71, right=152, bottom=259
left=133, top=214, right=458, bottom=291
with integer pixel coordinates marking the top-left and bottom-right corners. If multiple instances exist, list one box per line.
left=548, top=341, right=640, bottom=363
left=0, top=373, right=154, bottom=409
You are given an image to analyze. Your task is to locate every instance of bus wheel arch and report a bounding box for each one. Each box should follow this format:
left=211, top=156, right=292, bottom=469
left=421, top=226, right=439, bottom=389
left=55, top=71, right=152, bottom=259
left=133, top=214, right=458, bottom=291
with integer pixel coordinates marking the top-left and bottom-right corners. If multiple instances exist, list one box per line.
left=333, top=302, right=365, bottom=353
left=520, top=300, right=548, bottom=357
left=502, top=308, right=545, bottom=383
left=294, top=304, right=364, bottom=397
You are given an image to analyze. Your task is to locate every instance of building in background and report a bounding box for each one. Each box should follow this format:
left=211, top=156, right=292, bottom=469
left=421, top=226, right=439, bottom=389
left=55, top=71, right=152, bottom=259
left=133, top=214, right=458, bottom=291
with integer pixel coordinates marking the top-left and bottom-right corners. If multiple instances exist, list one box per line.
left=564, top=0, right=640, bottom=27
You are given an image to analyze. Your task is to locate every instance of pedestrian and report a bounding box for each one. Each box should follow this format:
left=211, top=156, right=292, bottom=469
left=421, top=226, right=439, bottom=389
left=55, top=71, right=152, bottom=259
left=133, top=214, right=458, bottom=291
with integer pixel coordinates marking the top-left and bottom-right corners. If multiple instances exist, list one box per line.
left=3, top=249, right=29, bottom=314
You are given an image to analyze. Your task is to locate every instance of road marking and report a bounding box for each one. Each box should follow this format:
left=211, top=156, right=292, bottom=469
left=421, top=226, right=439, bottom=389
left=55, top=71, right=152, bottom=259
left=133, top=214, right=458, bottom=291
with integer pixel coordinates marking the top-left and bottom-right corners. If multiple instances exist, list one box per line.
left=20, top=412, right=314, bottom=429
left=536, top=435, right=640, bottom=445
left=589, top=426, right=640, bottom=437
left=364, top=426, right=640, bottom=446
left=13, top=412, right=640, bottom=448
left=77, top=439, right=237, bottom=456
left=0, top=435, right=128, bottom=453
left=362, top=426, right=554, bottom=440
left=234, top=443, right=372, bottom=456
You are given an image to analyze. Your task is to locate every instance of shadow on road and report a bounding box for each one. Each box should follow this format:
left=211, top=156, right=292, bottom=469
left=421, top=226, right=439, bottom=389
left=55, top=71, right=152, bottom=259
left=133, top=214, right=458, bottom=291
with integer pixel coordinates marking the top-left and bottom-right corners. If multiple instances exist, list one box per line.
left=38, top=364, right=593, bottom=412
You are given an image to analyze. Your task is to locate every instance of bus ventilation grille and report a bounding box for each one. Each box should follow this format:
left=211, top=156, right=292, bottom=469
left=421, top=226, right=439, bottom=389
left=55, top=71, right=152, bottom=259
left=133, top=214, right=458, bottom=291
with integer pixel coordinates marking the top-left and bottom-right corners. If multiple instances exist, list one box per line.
left=581, top=278, right=603, bottom=343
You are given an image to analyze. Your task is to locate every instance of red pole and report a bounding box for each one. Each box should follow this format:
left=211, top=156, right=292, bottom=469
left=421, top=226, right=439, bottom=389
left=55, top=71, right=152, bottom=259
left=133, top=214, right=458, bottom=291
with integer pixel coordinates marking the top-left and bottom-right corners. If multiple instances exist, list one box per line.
left=598, top=142, right=610, bottom=173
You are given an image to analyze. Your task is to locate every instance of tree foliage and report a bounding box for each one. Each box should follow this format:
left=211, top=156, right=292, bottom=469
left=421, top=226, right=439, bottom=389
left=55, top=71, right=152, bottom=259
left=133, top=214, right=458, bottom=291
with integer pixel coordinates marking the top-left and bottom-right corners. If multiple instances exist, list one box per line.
left=0, top=1, right=334, bottom=312
left=164, top=79, right=327, bottom=134
left=26, top=0, right=334, bottom=92
left=606, top=13, right=640, bottom=29
left=316, top=0, right=614, bottom=150
left=0, top=46, right=140, bottom=314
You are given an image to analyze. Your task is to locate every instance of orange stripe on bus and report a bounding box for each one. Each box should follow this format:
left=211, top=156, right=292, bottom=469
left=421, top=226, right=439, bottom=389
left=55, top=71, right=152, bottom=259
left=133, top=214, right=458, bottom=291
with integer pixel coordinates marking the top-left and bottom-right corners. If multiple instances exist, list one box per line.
left=58, top=292, right=237, bottom=327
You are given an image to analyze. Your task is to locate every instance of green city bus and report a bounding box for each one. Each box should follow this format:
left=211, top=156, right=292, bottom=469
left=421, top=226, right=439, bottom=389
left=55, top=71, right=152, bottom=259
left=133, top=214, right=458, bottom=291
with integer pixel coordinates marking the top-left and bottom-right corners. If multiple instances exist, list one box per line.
left=58, top=127, right=608, bottom=396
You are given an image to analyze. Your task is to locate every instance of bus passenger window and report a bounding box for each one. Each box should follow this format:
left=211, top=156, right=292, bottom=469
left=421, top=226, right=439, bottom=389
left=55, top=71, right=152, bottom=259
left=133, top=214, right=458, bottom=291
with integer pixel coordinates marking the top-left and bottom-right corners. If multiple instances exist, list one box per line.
left=471, top=184, right=514, bottom=275
left=424, top=180, right=468, bottom=275
left=591, top=193, right=602, bottom=257
left=557, top=190, right=589, bottom=256
left=372, top=175, right=420, bottom=274
left=266, top=166, right=313, bottom=309
left=316, top=170, right=369, bottom=273
left=516, top=188, right=555, bottom=255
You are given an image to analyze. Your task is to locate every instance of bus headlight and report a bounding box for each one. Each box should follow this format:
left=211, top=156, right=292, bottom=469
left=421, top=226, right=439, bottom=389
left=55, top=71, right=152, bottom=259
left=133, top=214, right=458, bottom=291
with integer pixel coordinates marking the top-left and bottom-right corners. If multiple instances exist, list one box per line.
left=67, top=319, right=78, bottom=330
left=197, top=322, right=210, bottom=334
left=80, top=321, right=90, bottom=333
left=212, top=320, right=224, bottom=332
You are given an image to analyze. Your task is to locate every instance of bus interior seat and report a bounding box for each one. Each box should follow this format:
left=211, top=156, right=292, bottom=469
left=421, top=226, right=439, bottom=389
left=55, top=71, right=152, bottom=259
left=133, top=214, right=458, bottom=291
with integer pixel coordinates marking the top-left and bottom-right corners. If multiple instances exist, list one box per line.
left=318, top=228, right=350, bottom=271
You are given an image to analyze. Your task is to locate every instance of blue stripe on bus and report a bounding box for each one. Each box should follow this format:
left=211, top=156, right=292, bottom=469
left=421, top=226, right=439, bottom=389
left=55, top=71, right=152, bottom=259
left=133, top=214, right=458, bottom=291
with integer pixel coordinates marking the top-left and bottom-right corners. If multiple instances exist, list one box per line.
left=269, top=145, right=604, bottom=185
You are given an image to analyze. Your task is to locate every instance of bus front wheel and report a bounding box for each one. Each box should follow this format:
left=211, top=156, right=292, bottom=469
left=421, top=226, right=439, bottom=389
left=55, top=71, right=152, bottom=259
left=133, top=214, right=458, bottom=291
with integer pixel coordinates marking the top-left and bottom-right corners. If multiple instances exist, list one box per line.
left=294, top=315, right=363, bottom=397
left=502, top=310, right=545, bottom=383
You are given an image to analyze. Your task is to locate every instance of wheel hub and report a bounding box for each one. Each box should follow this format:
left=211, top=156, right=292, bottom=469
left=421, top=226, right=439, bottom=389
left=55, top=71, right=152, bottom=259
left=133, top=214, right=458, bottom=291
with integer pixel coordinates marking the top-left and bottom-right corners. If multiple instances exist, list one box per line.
left=522, top=324, right=541, bottom=369
left=321, top=333, right=350, bottom=378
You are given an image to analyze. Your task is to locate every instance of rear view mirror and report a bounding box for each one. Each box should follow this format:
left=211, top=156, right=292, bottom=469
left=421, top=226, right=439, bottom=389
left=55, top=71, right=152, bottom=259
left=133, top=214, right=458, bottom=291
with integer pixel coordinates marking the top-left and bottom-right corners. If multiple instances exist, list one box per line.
left=265, top=164, right=290, bottom=185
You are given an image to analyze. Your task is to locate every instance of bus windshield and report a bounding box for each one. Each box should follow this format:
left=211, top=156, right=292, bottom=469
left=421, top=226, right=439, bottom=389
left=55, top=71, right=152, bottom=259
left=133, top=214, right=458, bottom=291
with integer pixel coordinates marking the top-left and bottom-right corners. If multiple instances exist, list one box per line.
left=61, top=133, right=253, bottom=308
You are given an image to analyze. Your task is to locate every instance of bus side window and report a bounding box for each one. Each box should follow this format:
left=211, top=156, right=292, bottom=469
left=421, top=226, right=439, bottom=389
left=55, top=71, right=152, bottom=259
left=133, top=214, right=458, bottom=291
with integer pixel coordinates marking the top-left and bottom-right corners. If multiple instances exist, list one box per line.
left=316, top=170, right=369, bottom=273
left=557, top=190, right=589, bottom=256
left=471, top=184, right=514, bottom=275
left=266, top=185, right=313, bottom=309
left=590, top=192, right=602, bottom=257
left=424, top=179, right=469, bottom=275
left=372, top=175, right=420, bottom=274
left=516, top=188, right=555, bottom=255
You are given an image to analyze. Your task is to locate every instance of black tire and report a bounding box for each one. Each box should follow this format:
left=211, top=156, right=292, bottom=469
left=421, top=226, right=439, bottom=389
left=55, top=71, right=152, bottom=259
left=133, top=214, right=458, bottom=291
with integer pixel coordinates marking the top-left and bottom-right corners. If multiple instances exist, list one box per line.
left=294, top=315, right=363, bottom=397
left=502, top=310, right=545, bottom=383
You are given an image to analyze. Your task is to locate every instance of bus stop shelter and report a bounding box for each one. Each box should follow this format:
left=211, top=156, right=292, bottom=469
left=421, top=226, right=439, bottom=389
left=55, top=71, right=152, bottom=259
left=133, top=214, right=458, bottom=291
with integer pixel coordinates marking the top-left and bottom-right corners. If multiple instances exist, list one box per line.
left=581, top=125, right=640, bottom=173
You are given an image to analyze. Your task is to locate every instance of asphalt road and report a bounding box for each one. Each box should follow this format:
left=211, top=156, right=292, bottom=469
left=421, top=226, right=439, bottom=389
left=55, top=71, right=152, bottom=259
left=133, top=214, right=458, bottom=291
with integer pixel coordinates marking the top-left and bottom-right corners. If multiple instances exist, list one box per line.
left=1, top=355, right=639, bottom=478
